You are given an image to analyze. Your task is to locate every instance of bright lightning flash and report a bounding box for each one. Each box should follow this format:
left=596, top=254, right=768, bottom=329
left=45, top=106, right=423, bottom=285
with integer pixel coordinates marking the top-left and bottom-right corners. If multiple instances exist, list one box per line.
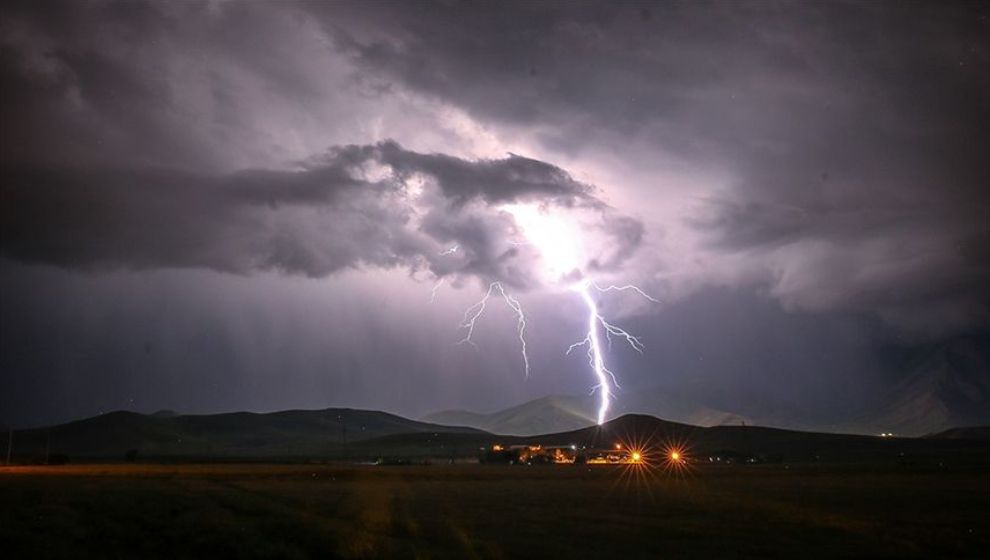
left=509, top=204, right=657, bottom=425
left=444, top=204, right=655, bottom=425
left=568, top=279, right=655, bottom=424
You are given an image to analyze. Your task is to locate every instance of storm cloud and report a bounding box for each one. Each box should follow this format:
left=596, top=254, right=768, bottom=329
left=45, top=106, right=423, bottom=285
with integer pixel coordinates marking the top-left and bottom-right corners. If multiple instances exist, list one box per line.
left=1, top=1, right=987, bottom=430
left=320, top=0, right=990, bottom=332
left=1, top=141, right=640, bottom=288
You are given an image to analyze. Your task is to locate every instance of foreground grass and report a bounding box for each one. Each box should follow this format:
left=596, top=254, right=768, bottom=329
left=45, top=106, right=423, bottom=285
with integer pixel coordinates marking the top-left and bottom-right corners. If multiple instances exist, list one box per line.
left=1, top=463, right=987, bottom=559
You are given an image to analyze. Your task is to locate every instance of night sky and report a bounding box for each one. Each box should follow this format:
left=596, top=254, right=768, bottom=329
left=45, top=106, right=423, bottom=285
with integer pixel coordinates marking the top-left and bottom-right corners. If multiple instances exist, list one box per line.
left=1, top=1, right=988, bottom=430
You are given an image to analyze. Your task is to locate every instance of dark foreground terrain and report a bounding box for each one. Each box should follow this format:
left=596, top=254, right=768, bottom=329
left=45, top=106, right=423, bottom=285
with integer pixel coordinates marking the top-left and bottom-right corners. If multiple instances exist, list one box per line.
left=2, top=462, right=988, bottom=559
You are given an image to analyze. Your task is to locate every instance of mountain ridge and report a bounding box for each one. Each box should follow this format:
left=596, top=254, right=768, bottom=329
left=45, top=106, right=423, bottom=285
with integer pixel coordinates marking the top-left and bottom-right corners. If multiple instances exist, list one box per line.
left=423, top=395, right=596, bottom=435
left=7, top=406, right=989, bottom=464
left=9, top=407, right=487, bottom=458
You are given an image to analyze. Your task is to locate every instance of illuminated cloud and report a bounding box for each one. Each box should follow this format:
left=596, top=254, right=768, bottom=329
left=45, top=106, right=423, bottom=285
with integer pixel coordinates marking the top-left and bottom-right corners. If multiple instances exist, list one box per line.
left=1, top=141, right=642, bottom=291
left=1, top=1, right=987, bottom=430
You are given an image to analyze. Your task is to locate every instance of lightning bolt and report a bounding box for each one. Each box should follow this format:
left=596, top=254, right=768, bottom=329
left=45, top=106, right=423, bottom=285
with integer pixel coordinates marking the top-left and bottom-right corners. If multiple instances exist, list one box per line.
left=567, top=279, right=657, bottom=424
left=429, top=277, right=445, bottom=303
left=429, top=244, right=459, bottom=302
left=590, top=281, right=660, bottom=304
left=458, top=282, right=530, bottom=377
left=439, top=204, right=657, bottom=426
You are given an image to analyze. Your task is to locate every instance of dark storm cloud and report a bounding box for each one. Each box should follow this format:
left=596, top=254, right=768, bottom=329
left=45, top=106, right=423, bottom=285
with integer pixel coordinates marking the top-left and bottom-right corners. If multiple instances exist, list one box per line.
left=0, top=1, right=214, bottom=168
left=0, top=141, right=638, bottom=287
left=324, top=141, right=595, bottom=207
left=0, top=0, right=374, bottom=170
left=317, top=0, right=990, bottom=333
left=2, top=0, right=989, bottom=431
left=0, top=1, right=644, bottom=289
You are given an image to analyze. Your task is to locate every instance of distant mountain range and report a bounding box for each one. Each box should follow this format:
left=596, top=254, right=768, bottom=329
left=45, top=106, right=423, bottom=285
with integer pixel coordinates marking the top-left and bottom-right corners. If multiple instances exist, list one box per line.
left=5, top=339, right=986, bottom=461
left=8, top=408, right=485, bottom=459
left=423, top=395, right=596, bottom=435
left=422, top=392, right=754, bottom=436
left=425, top=338, right=990, bottom=438
left=357, top=413, right=990, bottom=467
left=6, top=406, right=988, bottom=463
left=423, top=393, right=768, bottom=437
left=836, top=337, right=990, bottom=436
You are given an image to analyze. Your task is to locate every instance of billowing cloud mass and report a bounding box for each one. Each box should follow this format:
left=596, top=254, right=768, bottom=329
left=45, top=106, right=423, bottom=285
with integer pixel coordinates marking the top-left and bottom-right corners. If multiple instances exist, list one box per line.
left=321, top=0, right=990, bottom=334
left=1, top=1, right=987, bottom=430
left=2, top=141, right=640, bottom=289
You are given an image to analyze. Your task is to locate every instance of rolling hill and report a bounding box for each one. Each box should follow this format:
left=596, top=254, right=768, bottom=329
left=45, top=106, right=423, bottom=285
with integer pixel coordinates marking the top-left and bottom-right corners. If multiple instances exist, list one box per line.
left=839, top=337, right=990, bottom=436
left=366, top=413, right=990, bottom=465
left=424, top=338, right=990, bottom=438
left=9, top=406, right=989, bottom=465
left=423, top=390, right=759, bottom=436
left=8, top=408, right=486, bottom=459
left=423, top=395, right=597, bottom=435
left=928, top=426, right=990, bottom=440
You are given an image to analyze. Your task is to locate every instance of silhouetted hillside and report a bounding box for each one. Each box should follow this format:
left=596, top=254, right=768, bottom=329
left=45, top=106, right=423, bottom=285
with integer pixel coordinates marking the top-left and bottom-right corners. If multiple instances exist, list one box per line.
left=553, top=415, right=990, bottom=463
left=367, top=413, right=990, bottom=465
left=425, top=338, right=990, bottom=438
left=10, top=408, right=989, bottom=465
left=928, top=426, right=990, bottom=440
left=9, top=408, right=486, bottom=459
left=841, top=338, right=990, bottom=436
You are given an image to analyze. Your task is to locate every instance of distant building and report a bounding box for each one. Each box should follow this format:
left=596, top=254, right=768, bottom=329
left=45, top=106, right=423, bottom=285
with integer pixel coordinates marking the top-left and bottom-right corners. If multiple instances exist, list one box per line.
left=480, top=443, right=642, bottom=465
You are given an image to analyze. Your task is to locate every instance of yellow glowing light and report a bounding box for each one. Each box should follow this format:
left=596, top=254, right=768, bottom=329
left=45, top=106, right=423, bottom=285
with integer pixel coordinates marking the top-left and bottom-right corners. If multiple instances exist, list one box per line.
left=615, top=443, right=622, bottom=450
left=670, top=451, right=681, bottom=461
left=631, top=452, right=642, bottom=462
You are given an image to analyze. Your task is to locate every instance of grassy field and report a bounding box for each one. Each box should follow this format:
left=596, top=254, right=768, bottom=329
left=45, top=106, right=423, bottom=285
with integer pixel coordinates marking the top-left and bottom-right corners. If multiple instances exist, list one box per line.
left=2, top=462, right=988, bottom=559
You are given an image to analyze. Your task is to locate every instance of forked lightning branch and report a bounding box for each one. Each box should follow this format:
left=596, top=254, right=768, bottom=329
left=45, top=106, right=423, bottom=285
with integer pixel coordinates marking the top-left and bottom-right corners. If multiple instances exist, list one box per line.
left=440, top=204, right=658, bottom=425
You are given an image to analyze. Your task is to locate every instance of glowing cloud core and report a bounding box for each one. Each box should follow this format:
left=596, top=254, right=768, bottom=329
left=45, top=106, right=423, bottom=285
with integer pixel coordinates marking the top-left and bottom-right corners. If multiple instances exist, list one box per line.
left=449, top=203, right=656, bottom=425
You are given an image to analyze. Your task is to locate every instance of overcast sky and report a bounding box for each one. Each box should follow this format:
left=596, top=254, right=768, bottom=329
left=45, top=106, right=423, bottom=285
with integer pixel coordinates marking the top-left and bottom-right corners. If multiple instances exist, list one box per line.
left=2, top=1, right=988, bottom=428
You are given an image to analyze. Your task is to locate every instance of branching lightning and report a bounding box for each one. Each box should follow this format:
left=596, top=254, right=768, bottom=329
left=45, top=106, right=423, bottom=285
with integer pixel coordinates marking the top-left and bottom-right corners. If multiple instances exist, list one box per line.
left=590, top=281, right=660, bottom=304
left=429, top=245, right=461, bottom=302
left=429, top=277, right=445, bottom=303
left=439, top=204, right=656, bottom=426
left=458, top=282, right=530, bottom=377
left=567, top=279, right=656, bottom=424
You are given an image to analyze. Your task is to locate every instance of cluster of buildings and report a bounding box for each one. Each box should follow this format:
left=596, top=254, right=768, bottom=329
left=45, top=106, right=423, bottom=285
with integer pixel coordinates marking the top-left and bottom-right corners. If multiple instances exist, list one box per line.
left=480, top=443, right=644, bottom=465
